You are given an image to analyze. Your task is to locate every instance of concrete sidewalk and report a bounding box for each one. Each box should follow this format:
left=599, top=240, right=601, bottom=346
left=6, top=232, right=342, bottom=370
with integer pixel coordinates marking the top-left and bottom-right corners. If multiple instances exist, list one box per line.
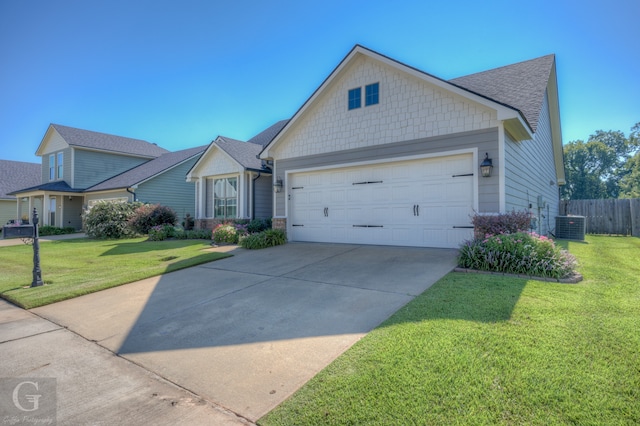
left=0, top=299, right=253, bottom=425
left=0, top=232, right=87, bottom=247
left=30, top=243, right=458, bottom=422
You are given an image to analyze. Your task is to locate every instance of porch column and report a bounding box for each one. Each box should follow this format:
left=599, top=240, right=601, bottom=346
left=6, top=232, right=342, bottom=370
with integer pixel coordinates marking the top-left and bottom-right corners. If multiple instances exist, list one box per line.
left=42, top=192, right=50, bottom=226
left=238, top=172, right=246, bottom=219
left=248, top=173, right=254, bottom=220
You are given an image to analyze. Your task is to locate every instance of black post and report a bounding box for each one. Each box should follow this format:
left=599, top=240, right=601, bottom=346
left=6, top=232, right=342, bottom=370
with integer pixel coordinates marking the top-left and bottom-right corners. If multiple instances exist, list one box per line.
left=31, top=208, right=43, bottom=287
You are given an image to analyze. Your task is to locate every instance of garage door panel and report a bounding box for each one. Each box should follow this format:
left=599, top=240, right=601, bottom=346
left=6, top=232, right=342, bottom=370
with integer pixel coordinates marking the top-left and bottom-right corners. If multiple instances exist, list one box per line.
left=290, top=153, right=474, bottom=248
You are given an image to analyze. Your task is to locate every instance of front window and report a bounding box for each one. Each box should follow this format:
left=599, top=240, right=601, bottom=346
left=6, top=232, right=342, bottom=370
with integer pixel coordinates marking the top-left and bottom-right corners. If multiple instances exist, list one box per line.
left=57, top=152, right=63, bottom=179
left=214, top=177, right=237, bottom=218
left=49, top=155, right=55, bottom=181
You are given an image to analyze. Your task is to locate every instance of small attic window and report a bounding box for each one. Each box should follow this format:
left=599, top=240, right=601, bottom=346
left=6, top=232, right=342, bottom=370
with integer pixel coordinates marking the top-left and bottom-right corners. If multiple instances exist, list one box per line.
left=348, top=87, right=361, bottom=110
left=365, top=83, right=379, bottom=106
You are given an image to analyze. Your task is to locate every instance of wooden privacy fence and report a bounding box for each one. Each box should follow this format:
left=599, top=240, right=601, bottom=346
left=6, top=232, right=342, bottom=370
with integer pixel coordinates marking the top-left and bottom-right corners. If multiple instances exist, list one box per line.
left=560, top=199, right=640, bottom=236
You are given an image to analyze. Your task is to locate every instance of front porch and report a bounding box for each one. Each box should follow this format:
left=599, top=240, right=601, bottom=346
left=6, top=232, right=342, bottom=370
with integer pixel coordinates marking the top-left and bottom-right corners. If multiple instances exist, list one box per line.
left=16, top=192, right=84, bottom=230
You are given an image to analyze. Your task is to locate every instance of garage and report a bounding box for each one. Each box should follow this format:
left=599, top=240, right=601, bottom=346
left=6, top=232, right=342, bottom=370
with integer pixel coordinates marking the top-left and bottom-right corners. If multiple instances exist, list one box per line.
left=288, top=153, right=476, bottom=248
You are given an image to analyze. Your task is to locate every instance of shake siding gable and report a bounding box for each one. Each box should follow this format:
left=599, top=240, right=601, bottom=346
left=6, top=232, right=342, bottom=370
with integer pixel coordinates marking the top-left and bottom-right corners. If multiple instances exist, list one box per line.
left=273, top=56, right=498, bottom=160
left=136, top=157, right=200, bottom=218
left=74, top=149, right=149, bottom=189
left=504, top=89, right=559, bottom=235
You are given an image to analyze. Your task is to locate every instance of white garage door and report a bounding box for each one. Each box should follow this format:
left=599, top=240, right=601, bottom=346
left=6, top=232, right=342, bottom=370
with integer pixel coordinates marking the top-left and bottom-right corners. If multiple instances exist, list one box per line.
left=288, top=154, right=475, bottom=248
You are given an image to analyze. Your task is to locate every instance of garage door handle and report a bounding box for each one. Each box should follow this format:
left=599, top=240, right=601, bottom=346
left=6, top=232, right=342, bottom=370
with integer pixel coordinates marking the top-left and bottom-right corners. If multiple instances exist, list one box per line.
left=413, top=205, right=420, bottom=216
left=324, top=207, right=328, bottom=217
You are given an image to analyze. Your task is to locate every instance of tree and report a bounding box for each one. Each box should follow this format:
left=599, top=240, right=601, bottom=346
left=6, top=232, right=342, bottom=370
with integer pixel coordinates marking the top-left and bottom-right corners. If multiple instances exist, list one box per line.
left=562, top=122, right=640, bottom=199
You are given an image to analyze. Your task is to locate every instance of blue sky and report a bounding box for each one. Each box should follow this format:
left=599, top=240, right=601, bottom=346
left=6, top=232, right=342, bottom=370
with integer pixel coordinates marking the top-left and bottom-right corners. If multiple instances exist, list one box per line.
left=1, top=0, right=638, bottom=163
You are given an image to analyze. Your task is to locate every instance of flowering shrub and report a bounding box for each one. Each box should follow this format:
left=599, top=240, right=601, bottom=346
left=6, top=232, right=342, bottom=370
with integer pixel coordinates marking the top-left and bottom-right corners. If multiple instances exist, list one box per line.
left=458, top=232, right=577, bottom=279
left=472, top=210, right=531, bottom=238
left=148, top=225, right=176, bottom=241
left=212, top=223, right=248, bottom=244
left=83, top=201, right=142, bottom=239
left=128, top=204, right=177, bottom=234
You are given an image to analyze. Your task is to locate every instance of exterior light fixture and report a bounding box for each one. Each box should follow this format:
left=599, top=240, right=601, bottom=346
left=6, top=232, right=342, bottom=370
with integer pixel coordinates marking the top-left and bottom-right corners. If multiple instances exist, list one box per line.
left=273, top=177, right=283, bottom=193
left=480, top=153, right=493, bottom=178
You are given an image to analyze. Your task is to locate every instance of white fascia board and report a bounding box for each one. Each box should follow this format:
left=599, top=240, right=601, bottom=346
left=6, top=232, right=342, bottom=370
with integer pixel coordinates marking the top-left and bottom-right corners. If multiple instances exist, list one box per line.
left=187, top=138, right=243, bottom=181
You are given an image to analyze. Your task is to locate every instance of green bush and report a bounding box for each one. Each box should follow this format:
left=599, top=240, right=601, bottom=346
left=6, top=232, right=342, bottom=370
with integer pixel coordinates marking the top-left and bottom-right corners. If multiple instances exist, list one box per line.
left=38, top=226, right=76, bottom=236
left=83, top=201, right=142, bottom=239
left=247, top=218, right=271, bottom=234
left=240, top=229, right=287, bottom=249
left=128, top=204, right=177, bottom=234
left=458, top=232, right=577, bottom=279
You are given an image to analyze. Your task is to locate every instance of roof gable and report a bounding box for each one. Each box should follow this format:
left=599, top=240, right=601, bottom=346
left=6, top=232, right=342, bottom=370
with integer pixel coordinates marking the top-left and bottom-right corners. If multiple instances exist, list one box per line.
left=36, top=124, right=169, bottom=158
left=85, top=145, right=206, bottom=192
left=450, top=54, right=555, bottom=132
left=0, top=160, right=41, bottom=199
left=261, top=45, right=530, bottom=158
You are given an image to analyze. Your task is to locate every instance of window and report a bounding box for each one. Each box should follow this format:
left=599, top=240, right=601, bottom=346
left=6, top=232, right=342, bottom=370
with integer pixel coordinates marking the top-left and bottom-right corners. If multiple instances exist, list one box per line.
left=365, top=82, right=379, bottom=106
left=49, top=155, right=55, bottom=181
left=213, top=177, right=237, bottom=218
left=57, top=152, right=63, bottom=179
left=348, top=87, right=361, bottom=110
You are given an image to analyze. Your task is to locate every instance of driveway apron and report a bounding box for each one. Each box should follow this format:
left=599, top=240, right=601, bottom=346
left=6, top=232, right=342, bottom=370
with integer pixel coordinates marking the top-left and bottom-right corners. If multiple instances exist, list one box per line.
left=32, top=242, right=458, bottom=422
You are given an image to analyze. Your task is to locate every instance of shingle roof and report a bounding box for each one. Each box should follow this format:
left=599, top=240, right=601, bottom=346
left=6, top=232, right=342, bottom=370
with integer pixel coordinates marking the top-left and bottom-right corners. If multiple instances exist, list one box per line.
left=247, top=120, right=289, bottom=147
left=449, top=54, right=555, bottom=132
left=51, top=124, right=170, bottom=158
left=0, top=160, right=41, bottom=199
left=9, top=180, right=85, bottom=195
left=216, top=137, right=265, bottom=170
left=85, top=145, right=207, bottom=192
left=211, top=120, right=288, bottom=171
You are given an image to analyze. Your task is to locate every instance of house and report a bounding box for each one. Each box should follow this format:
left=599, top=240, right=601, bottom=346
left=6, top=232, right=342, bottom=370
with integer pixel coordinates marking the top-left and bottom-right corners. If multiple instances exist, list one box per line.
left=254, top=45, right=564, bottom=248
left=0, top=159, right=41, bottom=229
left=9, top=124, right=205, bottom=229
left=186, top=120, right=288, bottom=228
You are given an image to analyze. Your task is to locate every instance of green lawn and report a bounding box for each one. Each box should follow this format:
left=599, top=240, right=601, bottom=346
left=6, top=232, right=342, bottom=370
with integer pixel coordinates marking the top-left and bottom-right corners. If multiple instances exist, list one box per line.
left=260, top=236, right=640, bottom=425
left=0, top=237, right=231, bottom=309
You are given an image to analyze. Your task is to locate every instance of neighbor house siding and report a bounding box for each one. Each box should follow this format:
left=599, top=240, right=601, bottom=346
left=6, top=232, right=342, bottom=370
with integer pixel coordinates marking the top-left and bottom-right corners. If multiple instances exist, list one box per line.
left=73, top=149, right=149, bottom=189
left=254, top=174, right=273, bottom=219
left=272, top=55, right=498, bottom=160
left=136, top=157, right=200, bottom=219
left=275, top=128, right=499, bottom=216
left=0, top=200, right=16, bottom=227
left=504, top=90, right=559, bottom=236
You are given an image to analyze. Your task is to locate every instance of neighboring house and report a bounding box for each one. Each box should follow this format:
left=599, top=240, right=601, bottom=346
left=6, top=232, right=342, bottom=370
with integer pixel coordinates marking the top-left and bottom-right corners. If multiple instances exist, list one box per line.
left=186, top=120, right=288, bottom=228
left=253, top=45, right=564, bottom=248
left=0, top=159, right=41, bottom=230
left=10, top=124, right=204, bottom=229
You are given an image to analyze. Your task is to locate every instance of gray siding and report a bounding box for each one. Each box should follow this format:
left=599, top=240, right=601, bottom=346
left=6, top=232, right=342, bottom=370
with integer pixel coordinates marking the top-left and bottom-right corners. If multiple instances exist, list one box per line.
left=136, top=157, right=199, bottom=220
left=254, top=174, right=273, bottom=219
left=74, top=149, right=148, bottom=189
left=62, top=196, right=84, bottom=230
left=0, top=200, right=16, bottom=228
left=275, top=128, right=500, bottom=216
left=41, top=147, right=72, bottom=184
left=504, top=90, right=560, bottom=236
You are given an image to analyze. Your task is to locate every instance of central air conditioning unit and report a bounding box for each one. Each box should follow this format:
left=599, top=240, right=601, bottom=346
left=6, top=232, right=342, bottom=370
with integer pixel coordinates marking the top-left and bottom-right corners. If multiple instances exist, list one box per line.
left=555, top=216, right=586, bottom=240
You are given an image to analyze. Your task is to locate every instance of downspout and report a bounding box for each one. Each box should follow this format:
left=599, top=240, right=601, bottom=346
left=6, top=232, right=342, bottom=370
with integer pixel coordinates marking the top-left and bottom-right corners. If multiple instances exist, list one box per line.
left=126, top=188, right=137, bottom=202
left=251, top=172, right=261, bottom=219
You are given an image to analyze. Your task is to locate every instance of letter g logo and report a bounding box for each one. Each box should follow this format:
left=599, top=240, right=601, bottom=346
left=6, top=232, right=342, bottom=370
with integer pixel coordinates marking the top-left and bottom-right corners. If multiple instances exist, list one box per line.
left=12, top=381, right=41, bottom=412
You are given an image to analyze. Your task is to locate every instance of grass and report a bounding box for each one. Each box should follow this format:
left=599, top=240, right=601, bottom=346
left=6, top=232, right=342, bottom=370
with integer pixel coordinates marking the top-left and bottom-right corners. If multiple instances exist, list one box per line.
left=0, top=237, right=231, bottom=309
left=259, top=235, right=640, bottom=425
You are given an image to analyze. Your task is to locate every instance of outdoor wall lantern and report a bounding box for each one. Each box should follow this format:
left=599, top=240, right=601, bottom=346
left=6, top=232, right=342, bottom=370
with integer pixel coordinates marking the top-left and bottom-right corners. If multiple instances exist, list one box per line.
left=273, top=177, right=283, bottom=193
left=480, top=153, right=493, bottom=178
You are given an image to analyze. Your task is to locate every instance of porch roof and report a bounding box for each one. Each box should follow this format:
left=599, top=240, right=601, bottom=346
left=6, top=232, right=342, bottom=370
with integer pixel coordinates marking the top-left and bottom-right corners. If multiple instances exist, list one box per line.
left=8, top=181, right=85, bottom=196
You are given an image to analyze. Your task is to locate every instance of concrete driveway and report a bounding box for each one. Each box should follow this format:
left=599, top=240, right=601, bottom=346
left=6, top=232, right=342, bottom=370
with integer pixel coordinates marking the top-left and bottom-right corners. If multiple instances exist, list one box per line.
left=32, top=242, right=458, bottom=422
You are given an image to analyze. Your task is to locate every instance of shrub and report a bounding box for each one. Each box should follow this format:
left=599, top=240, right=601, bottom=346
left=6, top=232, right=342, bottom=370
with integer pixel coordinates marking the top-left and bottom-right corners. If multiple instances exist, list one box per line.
left=128, top=204, right=178, bottom=235
left=38, top=226, right=76, bottom=236
left=240, top=229, right=287, bottom=250
left=182, top=213, right=195, bottom=231
left=147, top=224, right=176, bottom=241
left=83, top=201, right=142, bottom=239
left=458, top=232, right=577, bottom=279
left=472, top=210, right=532, bottom=238
left=212, top=223, right=247, bottom=244
left=247, top=218, right=271, bottom=234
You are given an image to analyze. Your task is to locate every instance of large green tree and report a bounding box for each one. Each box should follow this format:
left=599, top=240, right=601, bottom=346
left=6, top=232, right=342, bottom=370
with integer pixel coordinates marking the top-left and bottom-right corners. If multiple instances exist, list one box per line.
left=562, top=122, right=640, bottom=199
